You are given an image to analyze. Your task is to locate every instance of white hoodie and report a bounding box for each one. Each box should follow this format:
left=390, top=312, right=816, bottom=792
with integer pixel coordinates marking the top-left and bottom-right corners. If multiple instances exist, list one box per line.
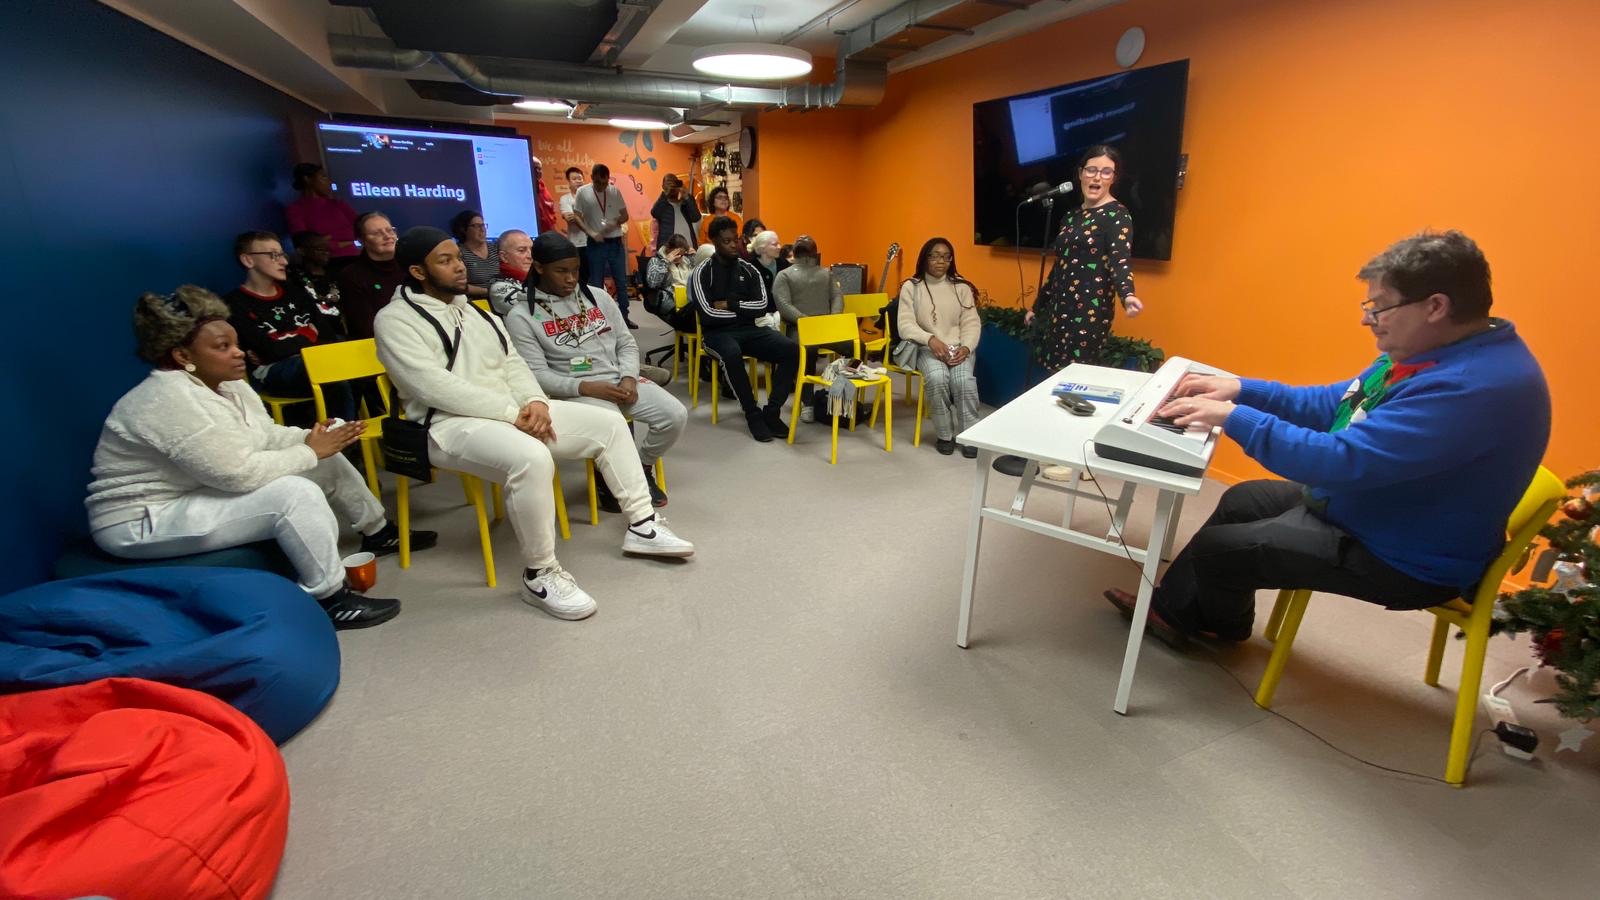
left=85, top=370, right=317, bottom=531
left=373, top=286, right=547, bottom=424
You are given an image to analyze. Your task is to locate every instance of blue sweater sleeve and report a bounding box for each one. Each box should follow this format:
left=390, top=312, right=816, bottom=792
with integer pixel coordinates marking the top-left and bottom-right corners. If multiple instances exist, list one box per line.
left=1223, top=372, right=1494, bottom=491
left=1235, top=377, right=1351, bottom=431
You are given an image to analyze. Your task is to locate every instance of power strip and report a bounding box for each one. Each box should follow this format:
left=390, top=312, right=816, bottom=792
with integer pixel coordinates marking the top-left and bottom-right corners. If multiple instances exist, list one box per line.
left=1481, top=693, right=1538, bottom=759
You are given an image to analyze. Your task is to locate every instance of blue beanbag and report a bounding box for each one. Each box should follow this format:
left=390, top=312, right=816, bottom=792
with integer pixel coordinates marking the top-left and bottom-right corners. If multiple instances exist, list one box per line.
left=0, top=568, right=339, bottom=744
left=53, top=536, right=296, bottom=581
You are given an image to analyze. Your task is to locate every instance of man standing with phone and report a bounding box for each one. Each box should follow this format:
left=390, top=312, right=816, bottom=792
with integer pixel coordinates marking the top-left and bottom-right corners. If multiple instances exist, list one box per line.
left=651, top=174, right=701, bottom=251
left=573, top=163, right=634, bottom=328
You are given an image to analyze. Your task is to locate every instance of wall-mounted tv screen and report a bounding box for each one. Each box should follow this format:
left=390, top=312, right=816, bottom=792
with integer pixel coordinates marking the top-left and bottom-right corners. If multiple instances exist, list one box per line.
left=315, top=119, right=538, bottom=238
left=973, top=59, right=1188, bottom=260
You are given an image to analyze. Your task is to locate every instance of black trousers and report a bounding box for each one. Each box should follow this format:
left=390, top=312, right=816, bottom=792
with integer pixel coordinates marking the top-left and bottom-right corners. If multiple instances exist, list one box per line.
left=1152, top=480, right=1460, bottom=641
left=701, top=325, right=801, bottom=417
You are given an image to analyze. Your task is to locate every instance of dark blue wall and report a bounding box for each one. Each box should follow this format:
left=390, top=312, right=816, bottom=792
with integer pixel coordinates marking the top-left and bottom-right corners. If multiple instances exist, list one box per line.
left=0, top=0, right=319, bottom=593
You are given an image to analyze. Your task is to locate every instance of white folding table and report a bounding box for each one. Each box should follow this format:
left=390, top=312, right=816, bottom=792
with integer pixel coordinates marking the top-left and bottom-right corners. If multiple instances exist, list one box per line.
left=954, top=363, right=1215, bottom=715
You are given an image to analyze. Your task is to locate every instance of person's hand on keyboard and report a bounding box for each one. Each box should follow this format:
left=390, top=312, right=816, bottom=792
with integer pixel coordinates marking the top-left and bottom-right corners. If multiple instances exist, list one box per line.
left=1160, top=396, right=1235, bottom=430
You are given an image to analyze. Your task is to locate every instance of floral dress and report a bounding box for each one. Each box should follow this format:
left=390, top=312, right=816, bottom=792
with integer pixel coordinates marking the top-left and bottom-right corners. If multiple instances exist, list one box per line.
left=1034, top=201, right=1136, bottom=370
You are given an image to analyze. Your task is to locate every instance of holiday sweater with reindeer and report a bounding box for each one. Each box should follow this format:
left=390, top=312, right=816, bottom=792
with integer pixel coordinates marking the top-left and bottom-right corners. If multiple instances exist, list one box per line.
left=225, top=281, right=345, bottom=373
left=1221, top=319, right=1549, bottom=589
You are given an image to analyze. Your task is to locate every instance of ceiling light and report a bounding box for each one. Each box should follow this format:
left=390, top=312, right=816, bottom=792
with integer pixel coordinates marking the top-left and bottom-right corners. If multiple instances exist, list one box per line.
left=514, top=99, right=570, bottom=112
left=690, top=43, right=812, bottom=81
left=609, top=117, right=670, bottom=130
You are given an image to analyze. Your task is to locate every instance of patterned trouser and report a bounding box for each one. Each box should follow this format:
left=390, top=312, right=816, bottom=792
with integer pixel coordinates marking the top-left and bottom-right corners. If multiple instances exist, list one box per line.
left=915, top=346, right=980, bottom=441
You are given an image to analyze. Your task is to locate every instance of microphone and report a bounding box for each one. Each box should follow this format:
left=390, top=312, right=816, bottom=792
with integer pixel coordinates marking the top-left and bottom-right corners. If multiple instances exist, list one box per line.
left=1020, top=182, right=1074, bottom=204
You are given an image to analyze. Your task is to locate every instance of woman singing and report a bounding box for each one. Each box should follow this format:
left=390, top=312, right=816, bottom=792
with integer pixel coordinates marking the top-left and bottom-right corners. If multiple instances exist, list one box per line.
left=1026, top=144, right=1144, bottom=370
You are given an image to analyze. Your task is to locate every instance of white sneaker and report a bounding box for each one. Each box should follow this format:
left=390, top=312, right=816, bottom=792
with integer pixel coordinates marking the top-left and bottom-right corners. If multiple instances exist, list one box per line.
left=800, top=405, right=815, bottom=424
left=521, top=564, right=597, bottom=620
left=622, top=515, right=695, bottom=558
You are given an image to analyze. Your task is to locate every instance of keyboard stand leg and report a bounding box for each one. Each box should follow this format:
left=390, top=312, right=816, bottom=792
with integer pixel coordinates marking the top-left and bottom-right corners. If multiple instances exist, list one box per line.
left=1161, top=494, right=1185, bottom=563
left=1105, top=480, right=1137, bottom=543
left=1009, top=459, right=1039, bottom=517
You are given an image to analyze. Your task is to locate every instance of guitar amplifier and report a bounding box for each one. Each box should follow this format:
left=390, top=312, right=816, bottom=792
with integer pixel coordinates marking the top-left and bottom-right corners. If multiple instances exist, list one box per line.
left=830, top=263, right=866, bottom=295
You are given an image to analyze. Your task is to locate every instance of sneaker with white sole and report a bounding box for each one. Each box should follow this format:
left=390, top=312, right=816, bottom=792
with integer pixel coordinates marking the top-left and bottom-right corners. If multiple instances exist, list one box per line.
left=521, top=564, right=597, bottom=620
left=621, top=514, right=695, bottom=558
left=800, top=405, right=815, bottom=424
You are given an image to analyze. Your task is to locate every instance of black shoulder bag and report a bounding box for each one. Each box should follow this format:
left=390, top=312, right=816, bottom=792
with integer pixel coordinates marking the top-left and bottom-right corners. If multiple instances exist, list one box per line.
left=379, top=295, right=464, bottom=483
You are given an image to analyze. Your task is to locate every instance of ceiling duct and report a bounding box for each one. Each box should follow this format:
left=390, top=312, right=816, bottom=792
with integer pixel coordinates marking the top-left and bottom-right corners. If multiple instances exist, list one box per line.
left=327, top=0, right=1054, bottom=112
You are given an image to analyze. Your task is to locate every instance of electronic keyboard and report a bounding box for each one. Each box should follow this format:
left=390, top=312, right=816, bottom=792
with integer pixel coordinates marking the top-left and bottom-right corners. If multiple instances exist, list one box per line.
left=1091, top=355, right=1231, bottom=476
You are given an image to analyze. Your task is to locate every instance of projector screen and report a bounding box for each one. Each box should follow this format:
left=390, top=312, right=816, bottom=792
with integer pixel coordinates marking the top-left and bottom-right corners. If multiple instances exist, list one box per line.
left=315, top=121, right=538, bottom=239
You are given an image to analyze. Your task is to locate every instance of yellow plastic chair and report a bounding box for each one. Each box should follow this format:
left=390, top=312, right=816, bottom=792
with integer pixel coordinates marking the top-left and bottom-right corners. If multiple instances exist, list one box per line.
left=1254, top=466, right=1566, bottom=786
left=470, top=298, right=492, bottom=314
left=692, top=318, right=772, bottom=424
left=879, top=301, right=926, bottom=448
left=672, top=286, right=698, bottom=398
left=396, top=469, right=502, bottom=587
left=786, top=313, right=892, bottom=464
left=299, top=340, right=388, bottom=496
left=841, top=292, right=891, bottom=356
left=258, top=394, right=312, bottom=426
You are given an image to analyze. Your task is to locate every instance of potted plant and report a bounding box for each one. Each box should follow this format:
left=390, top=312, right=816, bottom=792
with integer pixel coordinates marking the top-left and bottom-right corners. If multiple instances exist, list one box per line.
left=1101, top=334, right=1167, bottom=373
left=973, top=292, right=1040, bottom=407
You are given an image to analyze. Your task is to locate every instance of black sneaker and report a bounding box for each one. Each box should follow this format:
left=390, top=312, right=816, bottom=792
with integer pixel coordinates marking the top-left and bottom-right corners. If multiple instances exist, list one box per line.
left=746, top=411, right=774, bottom=443
left=645, top=466, right=668, bottom=507
left=361, top=522, right=438, bottom=557
left=960, top=444, right=979, bottom=459
left=935, top=438, right=957, bottom=456
left=319, top=587, right=401, bottom=630
left=594, top=475, right=622, bottom=514
left=625, top=317, right=640, bottom=330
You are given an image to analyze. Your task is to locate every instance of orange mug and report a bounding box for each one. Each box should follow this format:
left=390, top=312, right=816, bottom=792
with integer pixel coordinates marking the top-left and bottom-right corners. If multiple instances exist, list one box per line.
left=342, top=551, right=377, bottom=593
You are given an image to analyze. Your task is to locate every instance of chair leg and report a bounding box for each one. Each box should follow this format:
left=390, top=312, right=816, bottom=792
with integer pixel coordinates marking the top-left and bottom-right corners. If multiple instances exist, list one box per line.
left=1424, top=617, right=1451, bottom=686
left=830, top=408, right=840, bottom=465
left=360, top=439, right=381, bottom=497
left=1255, top=589, right=1312, bottom=708
left=672, top=334, right=682, bottom=383
left=690, top=346, right=702, bottom=408
left=462, top=475, right=496, bottom=588
left=397, top=476, right=411, bottom=569
left=710, top=360, right=720, bottom=424
left=1446, top=621, right=1494, bottom=785
left=787, top=382, right=803, bottom=444
left=883, top=385, right=893, bottom=453
left=1264, top=589, right=1291, bottom=642
left=585, top=459, right=599, bottom=525
left=553, top=473, right=571, bottom=540
left=914, top=376, right=925, bottom=448
left=654, top=458, right=665, bottom=491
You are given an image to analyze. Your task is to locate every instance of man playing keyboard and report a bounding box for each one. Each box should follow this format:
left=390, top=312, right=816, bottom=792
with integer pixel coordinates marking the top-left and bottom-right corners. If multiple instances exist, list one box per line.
left=1106, top=231, right=1550, bottom=645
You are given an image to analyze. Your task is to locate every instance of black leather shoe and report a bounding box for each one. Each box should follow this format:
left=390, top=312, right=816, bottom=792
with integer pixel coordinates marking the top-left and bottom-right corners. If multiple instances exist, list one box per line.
left=319, top=588, right=401, bottom=630
left=361, top=522, right=437, bottom=557
left=935, top=439, right=957, bottom=456
left=762, top=406, right=788, bottom=435
left=960, top=444, right=979, bottom=459
left=594, top=475, right=622, bottom=514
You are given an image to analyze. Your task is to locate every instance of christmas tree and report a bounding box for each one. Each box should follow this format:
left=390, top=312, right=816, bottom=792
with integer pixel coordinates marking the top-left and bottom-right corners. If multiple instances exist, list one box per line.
left=1495, top=468, right=1600, bottom=720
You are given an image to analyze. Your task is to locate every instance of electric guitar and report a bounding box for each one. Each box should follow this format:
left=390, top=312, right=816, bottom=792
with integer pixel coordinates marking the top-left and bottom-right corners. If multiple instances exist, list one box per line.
left=859, top=242, right=902, bottom=348
left=876, top=241, right=901, bottom=293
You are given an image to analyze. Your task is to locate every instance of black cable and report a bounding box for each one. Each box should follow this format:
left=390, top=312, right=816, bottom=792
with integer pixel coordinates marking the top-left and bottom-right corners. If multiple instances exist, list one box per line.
left=1072, top=441, right=1493, bottom=785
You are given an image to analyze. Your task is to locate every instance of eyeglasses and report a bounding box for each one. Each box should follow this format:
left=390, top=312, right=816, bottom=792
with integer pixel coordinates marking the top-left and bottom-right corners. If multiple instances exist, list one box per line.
left=246, top=251, right=287, bottom=261
left=927, top=253, right=953, bottom=262
left=1360, top=296, right=1423, bottom=320
left=467, top=222, right=486, bottom=230
left=1081, top=167, right=1116, bottom=178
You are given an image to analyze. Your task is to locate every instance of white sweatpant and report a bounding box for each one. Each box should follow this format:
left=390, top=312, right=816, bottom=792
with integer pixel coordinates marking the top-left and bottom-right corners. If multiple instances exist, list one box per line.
left=570, top=379, right=687, bottom=467
left=426, top=401, right=652, bottom=570
left=92, top=455, right=386, bottom=599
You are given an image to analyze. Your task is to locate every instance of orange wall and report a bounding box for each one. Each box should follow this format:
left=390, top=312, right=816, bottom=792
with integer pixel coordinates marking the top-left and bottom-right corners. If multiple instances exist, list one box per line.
left=756, top=0, right=1600, bottom=482
left=497, top=119, right=691, bottom=253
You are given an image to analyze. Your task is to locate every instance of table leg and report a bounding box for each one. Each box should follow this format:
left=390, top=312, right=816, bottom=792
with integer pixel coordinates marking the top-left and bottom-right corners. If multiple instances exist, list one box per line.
left=1107, top=480, right=1137, bottom=542
left=1112, top=489, right=1178, bottom=715
left=1162, top=493, right=1185, bottom=563
left=956, top=449, right=994, bottom=648
left=1009, top=458, right=1039, bottom=516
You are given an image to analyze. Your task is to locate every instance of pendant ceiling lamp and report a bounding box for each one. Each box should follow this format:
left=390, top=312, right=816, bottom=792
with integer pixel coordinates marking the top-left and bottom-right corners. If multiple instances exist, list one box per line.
left=690, top=43, right=812, bottom=81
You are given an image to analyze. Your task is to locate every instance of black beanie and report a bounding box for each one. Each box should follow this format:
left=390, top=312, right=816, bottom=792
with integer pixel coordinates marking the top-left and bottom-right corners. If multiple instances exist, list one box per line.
left=396, top=226, right=454, bottom=275
left=530, top=230, right=580, bottom=265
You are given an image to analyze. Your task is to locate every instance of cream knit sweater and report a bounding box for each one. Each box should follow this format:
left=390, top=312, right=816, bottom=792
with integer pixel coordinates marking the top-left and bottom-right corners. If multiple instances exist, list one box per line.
left=896, top=274, right=981, bottom=349
left=85, top=370, right=318, bottom=531
left=373, top=287, right=548, bottom=424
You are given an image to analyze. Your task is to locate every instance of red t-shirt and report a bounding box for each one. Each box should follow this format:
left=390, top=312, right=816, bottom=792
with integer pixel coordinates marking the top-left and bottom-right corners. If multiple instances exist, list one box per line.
left=285, top=195, right=359, bottom=257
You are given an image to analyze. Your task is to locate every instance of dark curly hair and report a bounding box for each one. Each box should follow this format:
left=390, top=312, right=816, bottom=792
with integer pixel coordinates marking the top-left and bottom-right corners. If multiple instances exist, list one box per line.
left=1357, top=230, right=1492, bottom=322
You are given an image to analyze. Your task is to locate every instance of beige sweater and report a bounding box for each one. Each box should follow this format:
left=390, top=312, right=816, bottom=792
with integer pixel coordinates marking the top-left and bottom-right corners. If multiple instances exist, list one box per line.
left=897, top=275, right=981, bottom=349
left=85, top=370, right=318, bottom=531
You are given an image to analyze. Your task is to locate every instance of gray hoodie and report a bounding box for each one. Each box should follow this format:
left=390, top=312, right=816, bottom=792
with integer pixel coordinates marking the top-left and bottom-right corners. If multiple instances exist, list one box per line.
left=503, top=283, right=640, bottom=398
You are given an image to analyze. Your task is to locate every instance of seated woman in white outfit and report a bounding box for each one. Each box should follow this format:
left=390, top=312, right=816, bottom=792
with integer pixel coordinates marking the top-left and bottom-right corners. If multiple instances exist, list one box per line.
left=895, top=237, right=982, bottom=457
left=85, top=286, right=436, bottom=629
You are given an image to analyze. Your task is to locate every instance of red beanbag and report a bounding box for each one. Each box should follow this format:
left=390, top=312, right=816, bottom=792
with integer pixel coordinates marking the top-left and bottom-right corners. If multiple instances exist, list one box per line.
left=0, top=678, right=289, bottom=900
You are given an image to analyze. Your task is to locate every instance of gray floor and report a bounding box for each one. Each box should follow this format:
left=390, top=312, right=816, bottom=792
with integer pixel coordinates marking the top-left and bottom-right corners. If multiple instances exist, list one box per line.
left=275, top=319, right=1600, bottom=899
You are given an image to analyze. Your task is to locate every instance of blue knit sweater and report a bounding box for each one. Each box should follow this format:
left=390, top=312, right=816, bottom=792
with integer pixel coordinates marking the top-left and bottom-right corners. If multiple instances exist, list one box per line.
left=1222, top=320, right=1550, bottom=589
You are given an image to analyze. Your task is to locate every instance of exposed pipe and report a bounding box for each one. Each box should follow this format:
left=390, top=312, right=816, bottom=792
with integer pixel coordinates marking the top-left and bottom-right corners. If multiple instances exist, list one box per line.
left=326, top=33, right=430, bottom=71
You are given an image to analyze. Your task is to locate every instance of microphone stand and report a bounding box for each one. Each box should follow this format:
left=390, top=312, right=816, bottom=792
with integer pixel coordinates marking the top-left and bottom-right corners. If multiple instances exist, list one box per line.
left=993, top=193, right=1059, bottom=478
